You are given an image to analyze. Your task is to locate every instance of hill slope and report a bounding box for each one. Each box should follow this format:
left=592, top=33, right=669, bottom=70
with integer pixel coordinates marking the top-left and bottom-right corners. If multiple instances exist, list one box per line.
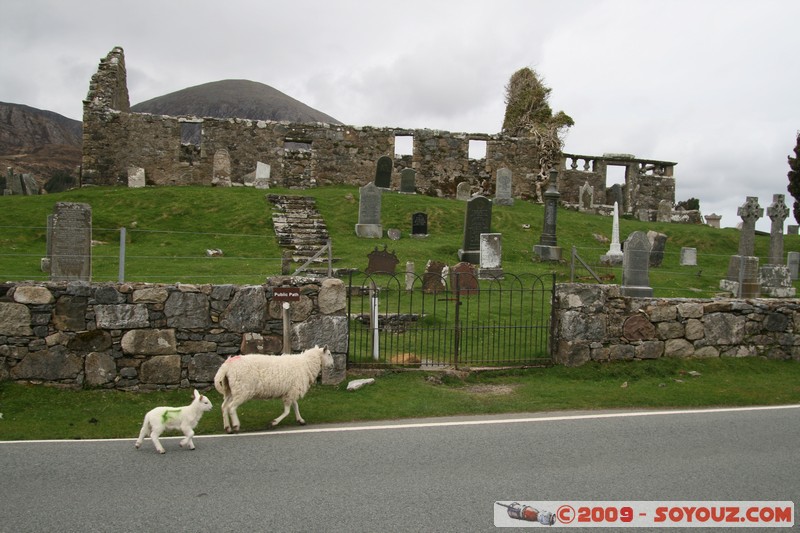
left=131, top=79, right=342, bottom=124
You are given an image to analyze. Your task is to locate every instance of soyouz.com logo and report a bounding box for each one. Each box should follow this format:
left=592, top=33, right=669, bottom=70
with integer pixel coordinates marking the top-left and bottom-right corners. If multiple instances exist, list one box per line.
left=494, top=501, right=794, bottom=528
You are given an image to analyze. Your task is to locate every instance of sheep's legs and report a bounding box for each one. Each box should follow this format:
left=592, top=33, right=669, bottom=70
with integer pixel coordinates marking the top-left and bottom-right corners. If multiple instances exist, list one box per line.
left=271, top=400, right=305, bottom=427
left=134, top=420, right=150, bottom=449
left=149, top=429, right=167, bottom=454
left=221, top=396, right=241, bottom=433
left=179, top=424, right=195, bottom=450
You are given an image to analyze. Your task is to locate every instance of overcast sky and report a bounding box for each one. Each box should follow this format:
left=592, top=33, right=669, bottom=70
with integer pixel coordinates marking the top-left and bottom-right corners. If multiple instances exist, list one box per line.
left=2, top=0, right=799, bottom=231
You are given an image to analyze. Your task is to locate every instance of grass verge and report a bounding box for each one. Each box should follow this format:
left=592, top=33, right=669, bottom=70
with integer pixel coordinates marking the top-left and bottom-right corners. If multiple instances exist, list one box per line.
left=1, top=357, right=798, bottom=441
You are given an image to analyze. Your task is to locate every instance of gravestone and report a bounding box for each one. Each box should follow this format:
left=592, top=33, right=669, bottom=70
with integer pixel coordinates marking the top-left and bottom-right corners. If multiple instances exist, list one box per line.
left=456, top=181, right=471, bottom=201
left=600, top=202, right=623, bottom=265
left=680, top=247, right=697, bottom=266
left=608, top=183, right=624, bottom=212
left=647, top=231, right=668, bottom=267
left=787, top=225, right=799, bottom=236
left=212, top=149, right=232, bottom=187
left=128, top=167, right=145, bottom=188
left=478, top=233, right=503, bottom=279
left=494, top=168, right=513, bottom=206
left=579, top=181, right=593, bottom=211
left=533, top=171, right=562, bottom=262
left=365, top=245, right=399, bottom=274
left=21, top=174, right=39, bottom=195
left=657, top=200, right=672, bottom=223
left=354, top=182, right=383, bottom=238
left=621, top=231, right=653, bottom=297
left=374, top=156, right=393, bottom=188
left=254, top=162, right=271, bottom=189
left=787, top=252, right=800, bottom=281
left=405, top=261, right=415, bottom=291
left=49, top=202, right=92, bottom=281
left=704, top=213, right=722, bottom=228
left=387, top=228, right=401, bottom=240
left=411, top=212, right=428, bottom=237
left=760, top=194, right=795, bottom=297
left=458, top=196, right=492, bottom=264
left=722, top=197, right=762, bottom=296
left=399, top=168, right=416, bottom=194
left=450, top=262, right=479, bottom=295
left=422, top=260, right=447, bottom=294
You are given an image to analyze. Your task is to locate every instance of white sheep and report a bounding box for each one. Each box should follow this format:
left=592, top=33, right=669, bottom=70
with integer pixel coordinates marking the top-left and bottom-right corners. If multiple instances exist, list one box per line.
left=214, top=344, right=333, bottom=433
left=134, top=389, right=213, bottom=454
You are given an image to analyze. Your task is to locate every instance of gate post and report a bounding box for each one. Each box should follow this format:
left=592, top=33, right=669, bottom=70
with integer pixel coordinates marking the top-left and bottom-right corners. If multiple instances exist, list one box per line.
left=453, top=271, right=461, bottom=367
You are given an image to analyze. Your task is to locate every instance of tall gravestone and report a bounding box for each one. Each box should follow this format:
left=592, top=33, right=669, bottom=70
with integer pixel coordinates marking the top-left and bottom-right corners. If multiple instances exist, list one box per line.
left=355, top=182, right=383, bottom=238
left=49, top=202, right=92, bottom=281
left=600, top=202, right=623, bottom=265
left=399, top=168, right=416, bottom=194
left=458, top=196, right=492, bottom=264
left=494, top=168, right=513, bottom=206
left=621, top=231, right=653, bottom=297
left=760, top=194, right=795, bottom=297
left=374, top=156, right=393, bottom=189
left=721, top=196, right=762, bottom=297
left=579, top=181, right=593, bottom=212
left=478, top=233, right=503, bottom=279
left=533, top=171, right=562, bottom=262
left=212, top=149, right=232, bottom=187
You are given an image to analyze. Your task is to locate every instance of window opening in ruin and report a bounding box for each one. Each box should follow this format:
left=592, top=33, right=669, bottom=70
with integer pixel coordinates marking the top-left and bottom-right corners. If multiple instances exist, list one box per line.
left=284, top=140, right=313, bottom=152
left=394, top=135, right=413, bottom=157
left=181, top=123, right=202, bottom=146
left=468, top=139, right=487, bottom=160
left=607, top=164, right=627, bottom=186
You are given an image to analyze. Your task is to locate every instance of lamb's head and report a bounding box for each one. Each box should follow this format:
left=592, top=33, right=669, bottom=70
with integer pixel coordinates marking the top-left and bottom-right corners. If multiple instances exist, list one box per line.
left=193, top=389, right=213, bottom=412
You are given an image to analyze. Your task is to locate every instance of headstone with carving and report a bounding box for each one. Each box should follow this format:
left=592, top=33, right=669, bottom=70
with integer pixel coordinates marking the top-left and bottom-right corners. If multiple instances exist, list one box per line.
left=787, top=252, right=800, bottom=281
left=375, top=156, right=393, bottom=188
left=494, top=168, right=513, bottom=206
left=365, top=245, right=399, bottom=274
left=680, top=247, right=697, bottom=266
left=760, top=194, right=795, bottom=297
left=478, top=233, right=503, bottom=279
left=458, top=196, right=492, bottom=264
left=49, top=202, right=92, bottom=281
left=254, top=162, right=271, bottom=189
left=533, top=170, right=562, bottom=262
left=399, top=168, right=416, bottom=194
left=721, top=197, right=763, bottom=296
left=355, top=182, right=383, bottom=238
left=411, top=212, right=428, bottom=237
left=621, top=231, right=653, bottom=297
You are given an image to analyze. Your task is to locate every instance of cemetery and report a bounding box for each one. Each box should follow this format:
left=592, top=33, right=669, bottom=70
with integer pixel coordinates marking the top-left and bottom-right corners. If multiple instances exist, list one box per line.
left=0, top=46, right=798, bottom=390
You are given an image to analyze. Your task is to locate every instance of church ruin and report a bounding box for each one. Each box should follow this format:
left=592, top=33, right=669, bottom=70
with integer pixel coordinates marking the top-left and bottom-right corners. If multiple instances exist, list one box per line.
left=82, top=47, right=683, bottom=221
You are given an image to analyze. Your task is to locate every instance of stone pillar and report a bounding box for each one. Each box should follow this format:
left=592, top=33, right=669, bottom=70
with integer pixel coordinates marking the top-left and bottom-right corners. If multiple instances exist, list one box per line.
left=533, top=170, right=562, bottom=261
left=767, top=194, right=789, bottom=265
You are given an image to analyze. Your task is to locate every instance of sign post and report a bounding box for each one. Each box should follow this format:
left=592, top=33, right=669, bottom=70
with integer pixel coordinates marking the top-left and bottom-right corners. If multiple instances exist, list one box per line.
left=273, top=287, right=300, bottom=354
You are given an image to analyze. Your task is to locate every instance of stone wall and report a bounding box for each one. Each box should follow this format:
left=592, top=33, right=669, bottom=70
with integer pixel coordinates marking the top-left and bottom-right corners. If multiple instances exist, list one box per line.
left=0, top=277, right=348, bottom=390
left=81, top=47, right=675, bottom=208
left=553, top=283, right=800, bottom=366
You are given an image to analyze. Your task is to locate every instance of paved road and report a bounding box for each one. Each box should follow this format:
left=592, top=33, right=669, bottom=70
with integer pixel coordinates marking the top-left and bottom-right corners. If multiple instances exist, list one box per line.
left=1, top=405, right=798, bottom=532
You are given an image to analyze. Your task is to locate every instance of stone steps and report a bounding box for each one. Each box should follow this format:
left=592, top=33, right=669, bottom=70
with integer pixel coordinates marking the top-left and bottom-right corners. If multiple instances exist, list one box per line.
left=267, top=194, right=338, bottom=266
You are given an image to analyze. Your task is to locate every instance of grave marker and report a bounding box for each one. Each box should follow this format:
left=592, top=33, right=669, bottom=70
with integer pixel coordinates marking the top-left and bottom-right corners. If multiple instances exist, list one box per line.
left=621, top=231, right=653, bottom=297
left=478, top=233, right=503, bottom=279
left=399, top=168, right=416, bottom=194
left=411, top=212, right=428, bottom=237
left=375, top=156, right=393, bottom=188
left=49, top=202, right=92, bottom=281
left=458, top=196, right=492, bottom=264
left=355, top=182, right=383, bottom=238
left=494, top=168, right=513, bottom=206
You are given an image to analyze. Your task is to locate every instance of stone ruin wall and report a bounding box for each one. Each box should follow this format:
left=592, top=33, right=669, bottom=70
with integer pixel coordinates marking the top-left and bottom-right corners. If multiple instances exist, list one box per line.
left=82, top=47, right=678, bottom=213
left=0, top=278, right=348, bottom=391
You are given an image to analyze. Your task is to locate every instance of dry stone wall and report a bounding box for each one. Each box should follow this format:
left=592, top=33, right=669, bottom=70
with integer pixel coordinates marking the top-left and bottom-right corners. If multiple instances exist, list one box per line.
left=0, top=278, right=347, bottom=390
left=553, top=283, right=800, bottom=366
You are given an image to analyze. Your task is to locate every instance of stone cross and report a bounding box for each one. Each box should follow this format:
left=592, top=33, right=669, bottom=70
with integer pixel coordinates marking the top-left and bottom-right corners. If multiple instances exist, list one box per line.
left=736, top=196, right=763, bottom=257
left=767, top=193, right=789, bottom=265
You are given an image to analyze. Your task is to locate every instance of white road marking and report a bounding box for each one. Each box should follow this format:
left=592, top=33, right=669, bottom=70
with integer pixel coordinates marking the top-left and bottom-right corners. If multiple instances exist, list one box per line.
left=2, top=404, right=798, bottom=445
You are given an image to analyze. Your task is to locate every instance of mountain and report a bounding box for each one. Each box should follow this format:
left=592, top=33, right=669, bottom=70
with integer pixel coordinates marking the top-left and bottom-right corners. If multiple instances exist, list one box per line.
left=131, top=79, right=342, bottom=124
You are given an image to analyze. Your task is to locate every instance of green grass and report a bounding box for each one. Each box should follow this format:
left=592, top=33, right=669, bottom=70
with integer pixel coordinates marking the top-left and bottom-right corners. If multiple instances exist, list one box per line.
left=1, top=357, right=799, bottom=441
left=0, top=185, right=795, bottom=297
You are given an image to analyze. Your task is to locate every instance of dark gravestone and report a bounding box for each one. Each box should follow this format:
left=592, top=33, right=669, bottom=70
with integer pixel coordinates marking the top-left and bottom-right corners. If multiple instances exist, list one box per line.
left=458, top=196, right=492, bottom=264
left=422, top=260, right=447, bottom=294
left=621, top=231, right=653, bottom=297
left=647, top=231, right=668, bottom=267
left=411, top=212, right=428, bottom=237
left=365, top=245, right=399, bottom=274
left=50, top=202, right=92, bottom=281
left=450, top=262, right=479, bottom=296
left=375, top=156, right=393, bottom=188
left=399, top=168, right=416, bottom=194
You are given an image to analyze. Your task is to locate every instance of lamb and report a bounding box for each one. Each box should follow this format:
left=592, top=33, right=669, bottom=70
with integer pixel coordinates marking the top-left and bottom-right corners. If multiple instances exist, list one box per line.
left=134, top=389, right=213, bottom=454
left=214, top=344, right=333, bottom=433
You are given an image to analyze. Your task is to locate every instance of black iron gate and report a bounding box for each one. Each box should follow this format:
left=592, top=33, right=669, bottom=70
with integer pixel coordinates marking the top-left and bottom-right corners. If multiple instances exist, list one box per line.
left=346, top=271, right=555, bottom=368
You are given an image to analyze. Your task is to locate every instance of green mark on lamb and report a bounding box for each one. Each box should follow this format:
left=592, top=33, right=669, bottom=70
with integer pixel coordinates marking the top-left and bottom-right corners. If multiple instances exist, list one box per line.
left=161, top=408, right=182, bottom=424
